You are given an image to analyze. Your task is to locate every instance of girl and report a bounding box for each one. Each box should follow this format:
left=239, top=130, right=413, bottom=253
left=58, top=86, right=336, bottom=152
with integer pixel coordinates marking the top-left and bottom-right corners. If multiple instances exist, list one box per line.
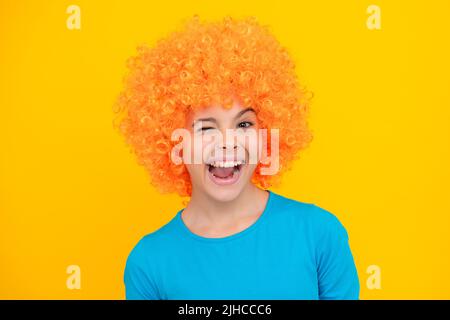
left=114, top=15, right=359, bottom=300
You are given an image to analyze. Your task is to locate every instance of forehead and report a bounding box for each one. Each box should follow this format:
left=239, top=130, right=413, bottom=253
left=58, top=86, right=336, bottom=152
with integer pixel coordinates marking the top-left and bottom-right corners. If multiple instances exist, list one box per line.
left=187, top=102, right=255, bottom=122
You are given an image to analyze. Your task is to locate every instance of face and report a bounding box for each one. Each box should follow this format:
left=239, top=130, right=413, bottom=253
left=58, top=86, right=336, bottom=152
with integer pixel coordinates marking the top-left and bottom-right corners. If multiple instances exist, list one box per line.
left=182, top=101, right=260, bottom=202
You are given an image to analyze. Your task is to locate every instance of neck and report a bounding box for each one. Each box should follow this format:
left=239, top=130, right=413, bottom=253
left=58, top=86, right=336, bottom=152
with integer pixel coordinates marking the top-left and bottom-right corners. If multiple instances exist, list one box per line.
left=184, top=183, right=268, bottom=227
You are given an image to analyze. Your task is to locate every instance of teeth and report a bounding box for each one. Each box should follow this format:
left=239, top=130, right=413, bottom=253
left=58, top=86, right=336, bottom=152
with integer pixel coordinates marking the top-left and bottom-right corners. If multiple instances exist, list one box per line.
left=208, top=160, right=245, bottom=168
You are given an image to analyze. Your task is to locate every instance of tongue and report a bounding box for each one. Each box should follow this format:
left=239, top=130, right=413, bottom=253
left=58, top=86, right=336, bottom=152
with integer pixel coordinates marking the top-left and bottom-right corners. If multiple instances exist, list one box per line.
left=210, top=166, right=235, bottom=178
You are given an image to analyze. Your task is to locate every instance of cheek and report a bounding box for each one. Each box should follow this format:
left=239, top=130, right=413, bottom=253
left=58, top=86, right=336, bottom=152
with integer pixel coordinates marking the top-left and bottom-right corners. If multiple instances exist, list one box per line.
left=185, top=163, right=205, bottom=180
left=181, top=134, right=210, bottom=165
left=184, top=134, right=217, bottom=163
left=242, top=130, right=260, bottom=165
left=201, top=135, right=217, bottom=151
left=246, top=162, right=259, bottom=175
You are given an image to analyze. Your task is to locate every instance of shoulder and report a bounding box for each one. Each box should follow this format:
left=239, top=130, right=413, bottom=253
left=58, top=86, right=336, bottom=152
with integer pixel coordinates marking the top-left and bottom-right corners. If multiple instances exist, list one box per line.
left=123, top=217, right=182, bottom=300
left=270, top=191, right=348, bottom=238
left=126, top=213, right=180, bottom=265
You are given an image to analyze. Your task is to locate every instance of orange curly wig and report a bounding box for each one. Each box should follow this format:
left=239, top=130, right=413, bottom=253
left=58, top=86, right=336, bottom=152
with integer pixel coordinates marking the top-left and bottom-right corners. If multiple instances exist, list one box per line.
left=113, top=15, right=313, bottom=198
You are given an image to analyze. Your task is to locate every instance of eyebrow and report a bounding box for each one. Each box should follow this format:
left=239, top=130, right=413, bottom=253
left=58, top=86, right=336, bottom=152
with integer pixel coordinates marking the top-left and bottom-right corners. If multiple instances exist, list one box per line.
left=192, top=107, right=256, bottom=127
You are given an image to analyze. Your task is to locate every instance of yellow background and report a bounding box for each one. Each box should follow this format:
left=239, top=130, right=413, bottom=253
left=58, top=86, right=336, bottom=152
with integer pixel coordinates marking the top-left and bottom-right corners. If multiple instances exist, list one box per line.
left=1, top=0, right=449, bottom=299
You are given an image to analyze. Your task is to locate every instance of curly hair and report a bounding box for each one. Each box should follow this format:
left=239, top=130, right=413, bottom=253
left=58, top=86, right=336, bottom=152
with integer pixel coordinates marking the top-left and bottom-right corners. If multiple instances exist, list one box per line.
left=113, top=15, right=313, bottom=197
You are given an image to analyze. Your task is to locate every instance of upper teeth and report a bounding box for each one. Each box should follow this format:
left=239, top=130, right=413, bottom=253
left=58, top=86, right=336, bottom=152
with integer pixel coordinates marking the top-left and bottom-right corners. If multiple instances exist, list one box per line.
left=209, top=160, right=245, bottom=168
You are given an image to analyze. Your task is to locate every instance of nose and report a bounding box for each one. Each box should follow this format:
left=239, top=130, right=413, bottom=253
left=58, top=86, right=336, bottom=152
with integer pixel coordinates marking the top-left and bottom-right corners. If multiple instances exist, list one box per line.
left=220, top=143, right=238, bottom=156
left=222, top=145, right=237, bottom=150
left=213, top=143, right=237, bottom=159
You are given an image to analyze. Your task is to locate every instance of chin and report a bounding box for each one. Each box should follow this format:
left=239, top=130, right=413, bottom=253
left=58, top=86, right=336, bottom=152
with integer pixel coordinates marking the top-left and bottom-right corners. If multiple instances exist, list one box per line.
left=204, top=188, right=243, bottom=203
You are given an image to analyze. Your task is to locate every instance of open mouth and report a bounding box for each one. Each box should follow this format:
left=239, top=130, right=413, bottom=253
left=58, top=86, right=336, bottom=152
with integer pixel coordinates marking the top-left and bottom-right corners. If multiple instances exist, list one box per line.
left=206, top=160, right=245, bottom=186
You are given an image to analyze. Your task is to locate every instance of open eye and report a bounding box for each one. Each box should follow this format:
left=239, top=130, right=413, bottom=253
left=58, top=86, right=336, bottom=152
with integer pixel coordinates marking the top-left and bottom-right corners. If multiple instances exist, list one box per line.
left=237, top=121, right=254, bottom=128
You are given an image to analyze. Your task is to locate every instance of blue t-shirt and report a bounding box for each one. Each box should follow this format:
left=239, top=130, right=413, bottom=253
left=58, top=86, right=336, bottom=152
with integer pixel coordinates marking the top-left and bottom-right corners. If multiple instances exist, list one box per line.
left=124, top=190, right=360, bottom=299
